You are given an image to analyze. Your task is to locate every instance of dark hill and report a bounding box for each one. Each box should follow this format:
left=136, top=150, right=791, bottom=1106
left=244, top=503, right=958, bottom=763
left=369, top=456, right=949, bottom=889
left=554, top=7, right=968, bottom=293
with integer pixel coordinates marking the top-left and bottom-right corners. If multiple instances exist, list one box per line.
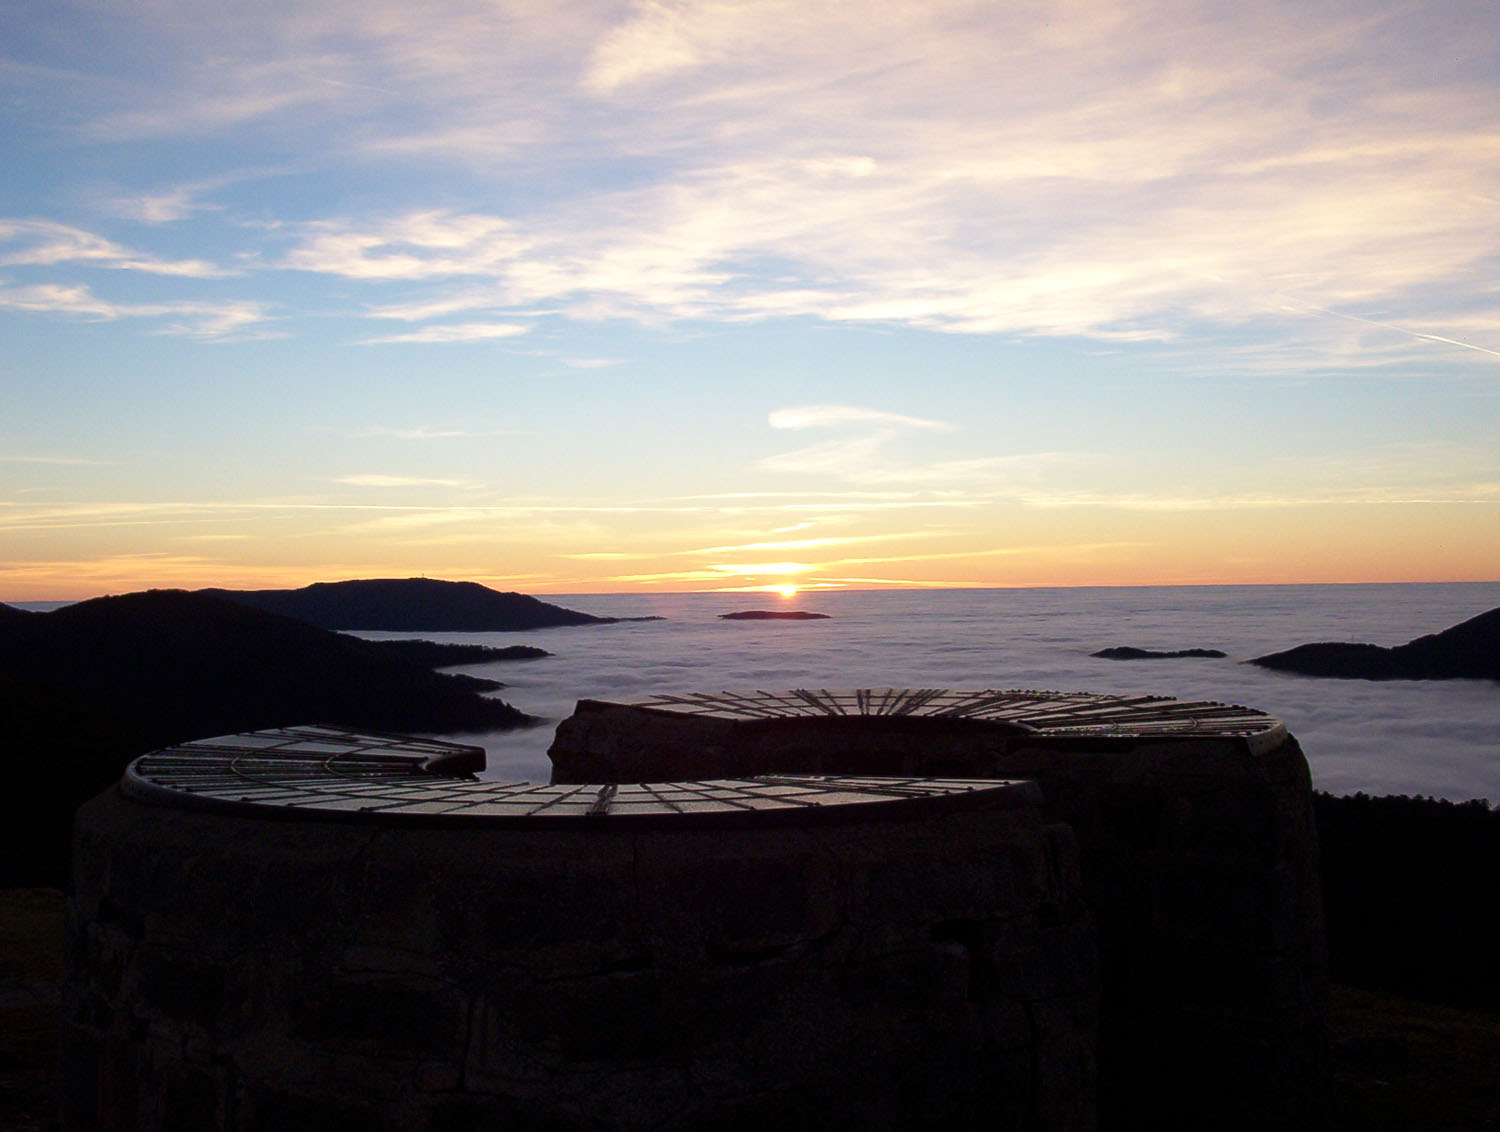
left=372, top=640, right=550, bottom=667
left=720, top=610, right=830, bottom=621
left=1092, top=646, right=1226, bottom=660
left=1251, top=606, right=1500, bottom=681
left=0, top=589, right=536, bottom=886
left=199, top=577, right=610, bottom=631
left=1315, top=791, right=1500, bottom=1008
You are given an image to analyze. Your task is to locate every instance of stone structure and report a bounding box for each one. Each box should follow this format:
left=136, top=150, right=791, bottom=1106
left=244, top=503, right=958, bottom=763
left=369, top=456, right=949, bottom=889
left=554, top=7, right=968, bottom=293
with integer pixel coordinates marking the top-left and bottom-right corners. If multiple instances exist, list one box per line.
left=64, top=726, right=1097, bottom=1132
left=549, top=689, right=1328, bottom=1131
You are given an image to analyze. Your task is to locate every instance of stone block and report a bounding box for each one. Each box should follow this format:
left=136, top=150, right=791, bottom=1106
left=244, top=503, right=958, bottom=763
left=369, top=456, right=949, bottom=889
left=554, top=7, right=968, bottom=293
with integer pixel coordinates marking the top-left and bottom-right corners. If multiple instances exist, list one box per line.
left=543, top=691, right=1326, bottom=1131
left=65, top=757, right=1091, bottom=1132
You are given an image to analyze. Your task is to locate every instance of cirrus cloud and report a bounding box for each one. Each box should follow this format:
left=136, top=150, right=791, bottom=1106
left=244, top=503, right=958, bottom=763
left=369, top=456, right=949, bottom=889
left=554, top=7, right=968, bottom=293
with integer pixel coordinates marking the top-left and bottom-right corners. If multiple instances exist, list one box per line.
left=357, top=321, right=530, bottom=344
left=5, top=1, right=1498, bottom=368
left=0, top=281, right=269, bottom=338
left=768, top=405, right=954, bottom=432
left=0, top=219, right=229, bottom=277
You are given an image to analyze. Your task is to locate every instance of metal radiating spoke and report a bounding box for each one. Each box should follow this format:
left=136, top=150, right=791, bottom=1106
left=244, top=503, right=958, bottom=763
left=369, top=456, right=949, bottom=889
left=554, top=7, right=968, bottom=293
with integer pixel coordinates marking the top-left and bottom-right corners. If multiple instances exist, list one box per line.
left=123, top=724, right=1036, bottom=826
left=123, top=689, right=1283, bottom=827
left=623, top=687, right=1283, bottom=747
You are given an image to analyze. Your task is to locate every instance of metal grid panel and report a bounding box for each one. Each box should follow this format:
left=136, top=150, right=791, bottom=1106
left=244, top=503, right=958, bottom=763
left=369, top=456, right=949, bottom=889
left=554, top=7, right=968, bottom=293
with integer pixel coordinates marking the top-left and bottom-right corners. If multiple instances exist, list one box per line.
left=122, top=725, right=1032, bottom=826
left=626, top=687, right=1284, bottom=750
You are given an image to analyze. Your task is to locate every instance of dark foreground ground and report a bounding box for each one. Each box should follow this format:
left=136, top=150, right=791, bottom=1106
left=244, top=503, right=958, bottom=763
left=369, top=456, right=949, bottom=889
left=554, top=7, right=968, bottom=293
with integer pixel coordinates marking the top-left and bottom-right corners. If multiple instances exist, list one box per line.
left=3, top=889, right=1498, bottom=1131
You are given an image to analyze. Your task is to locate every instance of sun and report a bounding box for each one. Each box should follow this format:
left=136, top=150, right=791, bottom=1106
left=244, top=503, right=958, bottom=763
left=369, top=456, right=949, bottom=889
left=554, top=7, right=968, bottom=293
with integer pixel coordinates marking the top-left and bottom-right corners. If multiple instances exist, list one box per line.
left=774, top=583, right=800, bottom=599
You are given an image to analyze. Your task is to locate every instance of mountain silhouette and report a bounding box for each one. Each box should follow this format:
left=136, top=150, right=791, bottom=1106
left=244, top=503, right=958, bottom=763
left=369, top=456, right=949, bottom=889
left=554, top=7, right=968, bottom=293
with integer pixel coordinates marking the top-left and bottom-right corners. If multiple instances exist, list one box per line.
left=198, top=577, right=611, bottom=631
left=0, top=589, right=536, bottom=885
left=1251, top=606, right=1500, bottom=681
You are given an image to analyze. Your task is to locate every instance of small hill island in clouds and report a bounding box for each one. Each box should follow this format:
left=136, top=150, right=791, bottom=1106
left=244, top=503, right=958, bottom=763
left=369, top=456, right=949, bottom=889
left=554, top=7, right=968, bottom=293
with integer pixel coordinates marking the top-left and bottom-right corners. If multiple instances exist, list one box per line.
left=1092, top=646, right=1227, bottom=660
left=0, top=589, right=542, bottom=886
left=1251, top=606, right=1500, bottom=682
left=720, top=610, right=830, bottom=620
left=198, top=577, right=620, bottom=631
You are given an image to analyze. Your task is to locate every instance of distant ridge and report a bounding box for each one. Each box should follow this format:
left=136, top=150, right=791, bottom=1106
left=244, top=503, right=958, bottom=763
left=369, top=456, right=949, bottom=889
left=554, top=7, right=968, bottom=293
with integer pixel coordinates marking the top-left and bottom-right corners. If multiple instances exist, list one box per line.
left=1, top=589, right=535, bottom=735
left=199, top=577, right=611, bottom=631
left=1251, top=606, right=1500, bottom=681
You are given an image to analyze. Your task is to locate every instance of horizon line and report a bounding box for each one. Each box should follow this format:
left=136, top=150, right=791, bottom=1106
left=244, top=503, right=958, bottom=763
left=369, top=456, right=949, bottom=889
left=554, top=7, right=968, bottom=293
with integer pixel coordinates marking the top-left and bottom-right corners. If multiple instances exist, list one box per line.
left=7, top=575, right=1500, bottom=607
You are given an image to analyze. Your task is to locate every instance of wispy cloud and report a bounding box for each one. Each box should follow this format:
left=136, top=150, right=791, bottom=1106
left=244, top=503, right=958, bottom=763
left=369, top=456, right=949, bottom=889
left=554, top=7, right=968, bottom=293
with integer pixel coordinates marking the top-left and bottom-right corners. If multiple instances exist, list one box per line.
left=0, top=219, right=229, bottom=277
left=759, top=403, right=1091, bottom=488
left=761, top=443, right=1089, bottom=486
left=599, top=539, right=1158, bottom=591
left=823, top=542, right=1154, bottom=568
left=365, top=290, right=509, bottom=321
left=105, top=169, right=281, bottom=224
left=681, top=533, right=935, bottom=555
left=1292, top=302, right=1500, bottom=361
left=111, top=188, right=212, bottom=224
left=814, top=576, right=961, bottom=589
left=285, top=212, right=531, bottom=281
left=221, top=2, right=1496, bottom=364
left=357, top=321, right=529, bottom=344
left=5, top=2, right=1497, bottom=370
left=0, top=282, right=269, bottom=338
left=90, top=61, right=350, bottom=140
left=759, top=403, right=949, bottom=481
left=768, top=405, right=953, bottom=432
left=1013, top=488, right=1500, bottom=510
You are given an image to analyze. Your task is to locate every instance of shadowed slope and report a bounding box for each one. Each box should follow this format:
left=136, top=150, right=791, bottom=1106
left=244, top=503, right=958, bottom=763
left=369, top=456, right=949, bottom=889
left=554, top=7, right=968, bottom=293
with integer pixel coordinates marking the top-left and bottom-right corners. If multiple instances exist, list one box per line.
left=0, top=590, right=535, bottom=886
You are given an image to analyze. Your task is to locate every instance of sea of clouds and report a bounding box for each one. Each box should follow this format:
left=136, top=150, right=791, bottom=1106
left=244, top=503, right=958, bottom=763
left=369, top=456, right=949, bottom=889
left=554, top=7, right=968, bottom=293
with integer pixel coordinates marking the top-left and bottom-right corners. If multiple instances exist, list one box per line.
left=379, top=582, right=1500, bottom=801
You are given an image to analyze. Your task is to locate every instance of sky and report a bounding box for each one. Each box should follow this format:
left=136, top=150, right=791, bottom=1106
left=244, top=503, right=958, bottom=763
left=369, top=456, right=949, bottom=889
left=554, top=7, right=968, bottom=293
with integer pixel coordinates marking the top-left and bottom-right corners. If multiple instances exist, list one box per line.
left=2, top=0, right=1498, bottom=600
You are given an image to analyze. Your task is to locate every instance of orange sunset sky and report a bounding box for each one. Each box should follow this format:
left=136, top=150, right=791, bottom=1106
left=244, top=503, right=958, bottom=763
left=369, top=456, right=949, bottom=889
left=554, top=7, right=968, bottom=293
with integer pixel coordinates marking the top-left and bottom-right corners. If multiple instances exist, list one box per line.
left=3, top=1, right=1498, bottom=599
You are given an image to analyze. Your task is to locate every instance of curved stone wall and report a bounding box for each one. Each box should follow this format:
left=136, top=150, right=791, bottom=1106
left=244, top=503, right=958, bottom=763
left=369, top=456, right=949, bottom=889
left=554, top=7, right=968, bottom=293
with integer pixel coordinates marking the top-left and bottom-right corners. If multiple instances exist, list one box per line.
left=548, top=690, right=1328, bottom=1131
left=64, top=728, right=1097, bottom=1132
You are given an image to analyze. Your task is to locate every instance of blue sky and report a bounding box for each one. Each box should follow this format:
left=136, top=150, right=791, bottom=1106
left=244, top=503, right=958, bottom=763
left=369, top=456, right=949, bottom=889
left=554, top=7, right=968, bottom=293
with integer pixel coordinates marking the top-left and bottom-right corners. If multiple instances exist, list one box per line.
left=3, top=0, right=1498, bottom=598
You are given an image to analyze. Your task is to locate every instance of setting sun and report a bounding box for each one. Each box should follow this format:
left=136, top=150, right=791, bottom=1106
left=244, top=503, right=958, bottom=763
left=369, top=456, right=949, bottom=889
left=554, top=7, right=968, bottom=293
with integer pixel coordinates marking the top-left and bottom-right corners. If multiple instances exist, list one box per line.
left=774, top=583, right=800, bottom=599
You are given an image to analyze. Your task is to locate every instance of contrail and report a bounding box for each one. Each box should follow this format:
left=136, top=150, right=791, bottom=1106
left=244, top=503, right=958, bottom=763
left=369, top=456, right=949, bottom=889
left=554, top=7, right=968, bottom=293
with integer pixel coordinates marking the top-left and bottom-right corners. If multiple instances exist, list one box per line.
left=314, top=76, right=398, bottom=96
left=1295, top=302, right=1500, bottom=360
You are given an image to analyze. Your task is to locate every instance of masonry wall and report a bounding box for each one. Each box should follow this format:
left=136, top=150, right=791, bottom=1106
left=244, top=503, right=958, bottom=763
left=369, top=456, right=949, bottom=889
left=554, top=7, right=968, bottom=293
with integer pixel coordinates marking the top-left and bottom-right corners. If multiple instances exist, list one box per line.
left=64, top=785, right=1096, bottom=1132
left=549, top=705, right=1328, bottom=1131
